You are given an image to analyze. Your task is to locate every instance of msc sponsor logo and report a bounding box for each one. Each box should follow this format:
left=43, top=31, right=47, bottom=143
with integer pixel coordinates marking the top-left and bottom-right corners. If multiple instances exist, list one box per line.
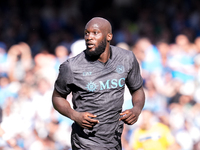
left=85, top=78, right=125, bottom=92
left=86, top=81, right=98, bottom=92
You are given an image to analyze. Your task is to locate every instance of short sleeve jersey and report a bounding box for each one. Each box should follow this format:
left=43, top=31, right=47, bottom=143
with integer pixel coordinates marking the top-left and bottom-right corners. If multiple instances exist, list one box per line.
left=55, top=45, right=143, bottom=149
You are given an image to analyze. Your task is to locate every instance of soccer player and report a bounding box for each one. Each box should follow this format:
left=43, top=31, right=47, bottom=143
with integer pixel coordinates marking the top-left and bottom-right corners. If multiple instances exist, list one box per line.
left=52, top=17, right=145, bottom=150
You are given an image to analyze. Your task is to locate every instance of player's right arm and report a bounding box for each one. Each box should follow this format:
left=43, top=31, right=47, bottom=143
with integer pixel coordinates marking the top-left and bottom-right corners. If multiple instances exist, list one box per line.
left=52, top=89, right=99, bottom=129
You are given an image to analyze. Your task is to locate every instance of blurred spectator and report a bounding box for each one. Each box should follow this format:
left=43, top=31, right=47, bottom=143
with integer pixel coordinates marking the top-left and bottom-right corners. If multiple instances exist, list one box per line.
left=0, top=42, right=8, bottom=77
left=116, top=42, right=130, bottom=51
left=156, top=41, right=170, bottom=69
left=153, top=41, right=175, bottom=98
left=194, top=36, right=200, bottom=54
left=130, top=109, right=178, bottom=150
left=1, top=97, right=24, bottom=149
left=0, top=75, right=20, bottom=107
left=169, top=102, right=200, bottom=150
left=68, top=39, right=86, bottom=58
left=168, top=34, right=196, bottom=83
left=54, top=44, right=69, bottom=72
left=32, top=77, right=53, bottom=122
left=167, top=80, right=200, bottom=150
left=143, top=77, right=168, bottom=115
left=134, top=38, right=163, bottom=78
left=7, top=42, right=34, bottom=82
left=175, top=119, right=200, bottom=150
left=29, top=129, right=56, bottom=150
left=34, top=47, right=57, bottom=86
left=131, top=40, right=144, bottom=74
left=193, top=53, right=200, bottom=103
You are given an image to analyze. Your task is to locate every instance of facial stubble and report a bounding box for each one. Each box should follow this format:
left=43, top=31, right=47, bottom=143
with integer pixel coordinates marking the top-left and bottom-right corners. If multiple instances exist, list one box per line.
left=86, top=38, right=107, bottom=58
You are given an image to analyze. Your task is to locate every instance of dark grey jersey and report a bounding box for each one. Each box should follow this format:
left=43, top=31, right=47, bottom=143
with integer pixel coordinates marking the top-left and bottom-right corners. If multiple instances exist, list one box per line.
left=55, top=45, right=143, bottom=149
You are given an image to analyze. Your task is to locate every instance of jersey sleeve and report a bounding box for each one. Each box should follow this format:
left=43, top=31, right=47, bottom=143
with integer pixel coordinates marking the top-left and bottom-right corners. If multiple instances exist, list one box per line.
left=126, top=52, right=143, bottom=93
left=54, top=60, right=73, bottom=96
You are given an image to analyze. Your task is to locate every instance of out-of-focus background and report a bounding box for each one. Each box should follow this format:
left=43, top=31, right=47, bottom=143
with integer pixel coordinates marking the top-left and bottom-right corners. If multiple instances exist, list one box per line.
left=0, top=0, right=200, bottom=149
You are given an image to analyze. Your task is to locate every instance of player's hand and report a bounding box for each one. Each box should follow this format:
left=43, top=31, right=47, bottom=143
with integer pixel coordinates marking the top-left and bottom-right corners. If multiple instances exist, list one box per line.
left=119, top=108, right=141, bottom=125
left=73, top=112, right=99, bottom=129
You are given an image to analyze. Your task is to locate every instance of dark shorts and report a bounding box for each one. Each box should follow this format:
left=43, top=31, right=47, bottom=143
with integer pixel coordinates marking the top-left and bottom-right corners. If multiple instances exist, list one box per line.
left=71, top=143, right=121, bottom=150
left=71, top=123, right=123, bottom=150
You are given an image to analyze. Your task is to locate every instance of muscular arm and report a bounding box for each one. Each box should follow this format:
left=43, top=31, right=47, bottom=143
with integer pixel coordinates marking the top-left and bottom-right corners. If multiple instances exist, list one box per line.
left=131, top=86, right=145, bottom=114
left=52, top=89, right=99, bottom=129
left=120, top=86, right=145, bottom=125
left=52, top=89, right=76, bottom=120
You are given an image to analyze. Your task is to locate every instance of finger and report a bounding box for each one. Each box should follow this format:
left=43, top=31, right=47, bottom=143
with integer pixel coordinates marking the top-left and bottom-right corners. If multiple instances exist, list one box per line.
left=119, top=112, right=132, bottom=121
left=126, top=117, right=136, bottom=124
left=82, top=119, right=92, bottom=125
left=125, top=116, right=138, bottom=125
left=122, top=116, right=131, bottom=122
left=87, top=117, right=99, bottom=123
left=83, top=120, right=97, bottom=127
left=129, top=118, right=138, bottom=125
left=87, top=113, right=97, bottom=118
left=82, top=123, right=93, bottom=129
left=125, top=113, right=137, bottom=121
left=120, top=111, right=128, bottom=116
left=82, top=119, right=99, bottom=129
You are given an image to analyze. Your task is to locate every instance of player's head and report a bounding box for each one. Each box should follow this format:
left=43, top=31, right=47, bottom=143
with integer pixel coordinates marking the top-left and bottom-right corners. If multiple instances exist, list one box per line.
left=84, top=17, right=113, bottom=57
left=139, top=109, right=153, bottom=130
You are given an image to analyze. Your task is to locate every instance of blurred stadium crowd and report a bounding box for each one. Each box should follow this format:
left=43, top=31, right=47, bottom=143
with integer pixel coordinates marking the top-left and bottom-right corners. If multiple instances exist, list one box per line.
left=0, top=0, right=200, bottom=149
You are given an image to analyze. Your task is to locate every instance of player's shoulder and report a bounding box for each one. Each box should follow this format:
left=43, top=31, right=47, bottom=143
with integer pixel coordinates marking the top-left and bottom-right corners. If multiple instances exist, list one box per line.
left=59, top=51, right=85, bottom=70
left=111, top=45, right=135, bottom=60
left=65, top=50, right=86, bottom=64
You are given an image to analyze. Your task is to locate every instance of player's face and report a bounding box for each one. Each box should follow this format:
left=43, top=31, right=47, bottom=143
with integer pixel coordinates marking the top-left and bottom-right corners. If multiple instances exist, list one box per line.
left=84, top=22, right=107, bottom=57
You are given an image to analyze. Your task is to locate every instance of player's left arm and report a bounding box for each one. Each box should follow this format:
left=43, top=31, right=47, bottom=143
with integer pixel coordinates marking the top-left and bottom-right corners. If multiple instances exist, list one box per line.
left=119, top=86, right=145, bottom=125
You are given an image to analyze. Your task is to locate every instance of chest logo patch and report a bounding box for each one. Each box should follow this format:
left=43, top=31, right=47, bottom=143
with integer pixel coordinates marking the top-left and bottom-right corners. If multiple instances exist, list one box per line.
left=83, top=72, right=92, bottom=76
left=86, top=81, right=98, bottom=92
left=116, top=65, right=125, bottom=74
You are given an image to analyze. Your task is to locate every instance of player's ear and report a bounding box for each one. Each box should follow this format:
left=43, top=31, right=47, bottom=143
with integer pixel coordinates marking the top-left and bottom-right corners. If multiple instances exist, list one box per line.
left=107, top=33, right=113, bottom=42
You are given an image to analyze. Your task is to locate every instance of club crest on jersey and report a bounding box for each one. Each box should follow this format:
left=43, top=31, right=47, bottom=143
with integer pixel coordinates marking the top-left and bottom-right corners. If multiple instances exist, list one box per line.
left=116, top=65, right=125, bottom=74
left=86, top=81, right=98, bottom=92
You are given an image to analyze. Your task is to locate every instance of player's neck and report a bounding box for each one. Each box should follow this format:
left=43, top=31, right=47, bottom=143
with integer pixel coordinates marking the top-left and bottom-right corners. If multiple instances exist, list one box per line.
left=98, top=46, right=111, bottom=63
